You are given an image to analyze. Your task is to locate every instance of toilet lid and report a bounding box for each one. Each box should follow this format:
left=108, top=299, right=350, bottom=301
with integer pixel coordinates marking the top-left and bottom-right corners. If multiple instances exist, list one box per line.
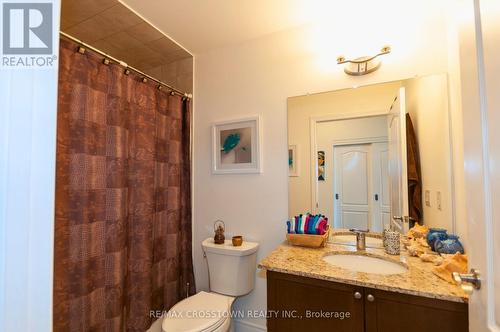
left=162, top=291, right=233, bottom=332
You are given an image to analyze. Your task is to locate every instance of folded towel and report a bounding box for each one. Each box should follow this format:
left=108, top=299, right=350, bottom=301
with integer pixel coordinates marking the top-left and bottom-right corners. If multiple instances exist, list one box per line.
left=287, top=214, right=329, bottom=235
left=317, top=218, right=328, bottom=235
left=286, top=218, right=296, bottom=234
left=307, top=214, right=319, bottom=234
left=297, top=214, right=304, bottom=234
left=295, top=215, right=301, bottom=234
left=298, top=213, right=309, bottom=234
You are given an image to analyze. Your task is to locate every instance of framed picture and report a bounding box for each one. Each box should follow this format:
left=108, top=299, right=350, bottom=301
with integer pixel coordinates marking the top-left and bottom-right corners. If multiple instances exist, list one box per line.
left=288, top=144, right=299, bottom=176
left=318, top=150, right=325, bottom=181
left=212, top=116, right=262, bottom=174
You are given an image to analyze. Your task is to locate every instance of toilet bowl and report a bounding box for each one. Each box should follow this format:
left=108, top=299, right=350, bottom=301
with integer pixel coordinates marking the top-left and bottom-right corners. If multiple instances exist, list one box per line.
left=161, top=291, right=234, bottom=332
left=162, top=238, right=259, bottom=332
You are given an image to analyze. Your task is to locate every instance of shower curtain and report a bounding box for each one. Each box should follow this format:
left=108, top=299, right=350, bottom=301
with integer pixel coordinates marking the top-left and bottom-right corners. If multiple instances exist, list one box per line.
left=53, top=38, right=195, bottom=332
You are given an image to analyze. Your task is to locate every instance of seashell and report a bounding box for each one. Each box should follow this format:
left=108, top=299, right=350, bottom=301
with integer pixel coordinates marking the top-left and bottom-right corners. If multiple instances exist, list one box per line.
left=407, top=244, right=425, bottom=257
left=420, top=253, right=441, bottom=264
left=416, top=237, right=430, bottom=248
left=407, top=223, right=429, bottom=239
left=432, top=253, right=468, bottom=284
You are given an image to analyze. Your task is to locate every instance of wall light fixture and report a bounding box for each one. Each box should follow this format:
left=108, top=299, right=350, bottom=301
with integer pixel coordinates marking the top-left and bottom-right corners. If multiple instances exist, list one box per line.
left=337, top=46, right=391, bottom=76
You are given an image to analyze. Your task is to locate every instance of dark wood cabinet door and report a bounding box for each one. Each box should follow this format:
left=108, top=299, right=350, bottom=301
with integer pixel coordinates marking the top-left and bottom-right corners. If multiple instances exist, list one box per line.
left=364, top=288, right=468, bottom=332
left=267, top=271, right=364, bottom=332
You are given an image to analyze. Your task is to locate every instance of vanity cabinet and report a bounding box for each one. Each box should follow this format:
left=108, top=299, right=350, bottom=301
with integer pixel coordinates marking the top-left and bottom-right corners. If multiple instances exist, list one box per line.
left=267, top=271, right=468, bottom=332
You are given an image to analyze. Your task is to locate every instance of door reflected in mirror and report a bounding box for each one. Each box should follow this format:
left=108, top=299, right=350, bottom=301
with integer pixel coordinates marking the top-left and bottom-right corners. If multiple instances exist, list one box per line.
left=287, top=74, right=454, bottom=235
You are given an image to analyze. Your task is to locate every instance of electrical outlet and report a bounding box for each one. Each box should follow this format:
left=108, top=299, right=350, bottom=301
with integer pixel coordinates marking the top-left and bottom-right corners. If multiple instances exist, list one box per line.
left=425, top=190, right=431, bottom=207
left=437, top=191, right=442, bottom=210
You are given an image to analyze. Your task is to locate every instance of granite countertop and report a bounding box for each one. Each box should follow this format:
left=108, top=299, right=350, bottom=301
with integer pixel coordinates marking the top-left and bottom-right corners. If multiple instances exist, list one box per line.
left=258, top=241, right=468, bottom=303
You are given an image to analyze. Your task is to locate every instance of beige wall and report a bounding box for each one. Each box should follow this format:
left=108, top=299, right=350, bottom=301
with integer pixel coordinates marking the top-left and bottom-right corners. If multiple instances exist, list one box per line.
left=404, top=74, right=454, bottom=230
left=193, top=19, right=452, bottom=330
left=287, top=83, right=399, bottom=219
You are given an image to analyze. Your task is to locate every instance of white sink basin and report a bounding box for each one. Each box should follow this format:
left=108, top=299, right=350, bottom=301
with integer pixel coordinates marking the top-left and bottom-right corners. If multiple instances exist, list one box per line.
left=323, top=253, right=408, bottom=275
left=331, top=235, right=383, bottom=248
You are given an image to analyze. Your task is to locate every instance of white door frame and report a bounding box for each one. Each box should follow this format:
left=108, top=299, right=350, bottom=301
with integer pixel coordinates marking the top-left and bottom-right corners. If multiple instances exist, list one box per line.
left=458, top=0, right=500, bottom=330
left=387, top=90, right=409, bottom=234
left=0, top=4, right=61, bottom=331
left=309, top=111, right=388, bottom=213
left=371, top=142, right=391, bottom=232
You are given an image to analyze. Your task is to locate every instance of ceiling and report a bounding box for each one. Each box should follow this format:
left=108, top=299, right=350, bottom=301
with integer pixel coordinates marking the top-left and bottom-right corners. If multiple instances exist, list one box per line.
left=120, top=0, right=448, bottom=56
left=120, top=0, right=313, bottom=54
left=61, top=0, right=191, bottom=71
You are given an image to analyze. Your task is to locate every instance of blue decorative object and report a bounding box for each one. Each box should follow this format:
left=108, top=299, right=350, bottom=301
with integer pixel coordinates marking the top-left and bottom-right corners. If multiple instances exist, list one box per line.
left=434, top=235, right=465, bottom=254
left=427, top=228, right=448, bottom=251
left=222, top=133, right=240, bottom=153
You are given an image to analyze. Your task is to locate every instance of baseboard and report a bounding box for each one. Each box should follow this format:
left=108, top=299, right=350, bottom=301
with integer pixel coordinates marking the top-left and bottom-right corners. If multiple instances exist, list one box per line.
left=233, top=319, right=267, bottom=332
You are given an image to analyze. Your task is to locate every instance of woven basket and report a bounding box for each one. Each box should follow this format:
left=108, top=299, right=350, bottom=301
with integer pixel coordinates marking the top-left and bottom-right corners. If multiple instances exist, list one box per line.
left=286, top=226, right=330, bottom=248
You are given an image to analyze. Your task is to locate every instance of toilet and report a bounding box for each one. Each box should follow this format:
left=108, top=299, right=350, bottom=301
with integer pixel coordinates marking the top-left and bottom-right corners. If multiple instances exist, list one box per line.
left=162, top=238, right=259, bottom=332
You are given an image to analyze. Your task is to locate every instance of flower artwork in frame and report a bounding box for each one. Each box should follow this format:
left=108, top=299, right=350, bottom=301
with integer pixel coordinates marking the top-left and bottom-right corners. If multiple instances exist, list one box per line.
left=289, top=145, right=299, bottom=176
left=212, top=116, right=262, bottom=174
left=318, top=150, right=326, bottom=181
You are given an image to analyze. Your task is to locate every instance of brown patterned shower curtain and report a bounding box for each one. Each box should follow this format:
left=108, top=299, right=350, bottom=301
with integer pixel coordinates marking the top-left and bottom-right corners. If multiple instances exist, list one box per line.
left=54, top=38, right=195, bottom=332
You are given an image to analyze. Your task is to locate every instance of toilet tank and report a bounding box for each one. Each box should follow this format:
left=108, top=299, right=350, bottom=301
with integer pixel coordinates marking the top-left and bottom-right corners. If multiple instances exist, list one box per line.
left=202, top=238, right=259, bottom=296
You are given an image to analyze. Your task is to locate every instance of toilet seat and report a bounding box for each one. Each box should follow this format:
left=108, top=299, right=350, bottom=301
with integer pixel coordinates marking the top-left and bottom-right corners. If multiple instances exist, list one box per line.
left=162, top=291, right=234, bottom=332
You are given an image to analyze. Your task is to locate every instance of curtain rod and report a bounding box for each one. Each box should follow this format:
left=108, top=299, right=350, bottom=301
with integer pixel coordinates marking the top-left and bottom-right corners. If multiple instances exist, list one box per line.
left=59, top=31, right=192, bottom=99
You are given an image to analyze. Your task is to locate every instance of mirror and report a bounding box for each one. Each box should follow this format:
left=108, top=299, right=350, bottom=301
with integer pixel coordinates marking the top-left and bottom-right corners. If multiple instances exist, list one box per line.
left=288, top=74, right=454, bottom=234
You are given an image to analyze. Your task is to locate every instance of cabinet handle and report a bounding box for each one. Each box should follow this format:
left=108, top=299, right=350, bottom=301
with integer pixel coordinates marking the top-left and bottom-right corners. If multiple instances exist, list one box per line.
left=367, top=294, right=375, bottom=302
left=354, top=291, right=362, bottom=299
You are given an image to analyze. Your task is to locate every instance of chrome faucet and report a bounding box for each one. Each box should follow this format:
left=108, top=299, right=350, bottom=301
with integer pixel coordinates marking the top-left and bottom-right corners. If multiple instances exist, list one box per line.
left=349, top=229, right=369, bottom=251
